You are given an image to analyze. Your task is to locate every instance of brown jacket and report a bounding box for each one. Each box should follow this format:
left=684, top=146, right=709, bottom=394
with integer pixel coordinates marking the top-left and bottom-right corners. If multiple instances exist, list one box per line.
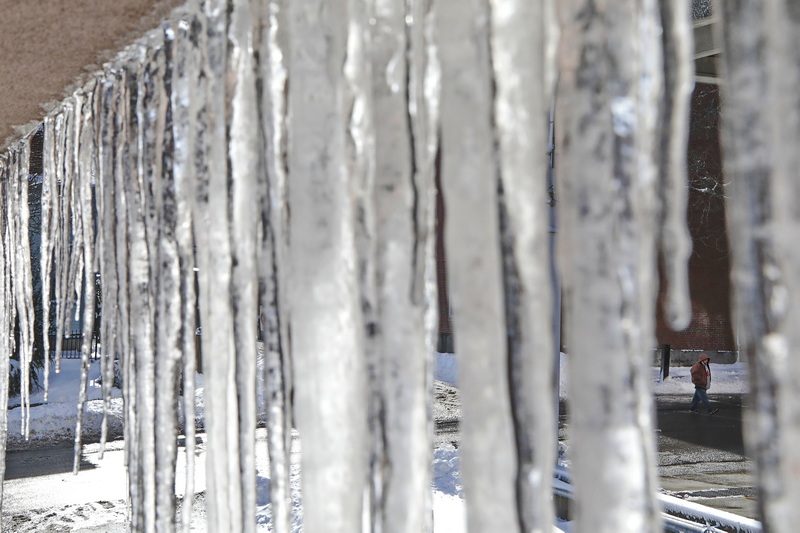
left=691, top=358, right=710, bottom=389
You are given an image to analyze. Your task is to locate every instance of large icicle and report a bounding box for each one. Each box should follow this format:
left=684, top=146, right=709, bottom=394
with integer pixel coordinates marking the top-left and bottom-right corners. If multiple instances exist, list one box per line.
left=146, top=26, right=186, bottom=533
left=288, top=0, right=369, bottom=531
left=54, top=99, right=78, bottom=374
left=656, top=0, right=693, bottom=330
left=95, top=73, right=121, bottom=458
left=52, top=108, right=70, bottom=373
left=437, top=0, right=524, bottom=530
left=489, top=0, right=559, bottom=530
left=716, top=2, right=800, bottom=530
left=368, top=0, right=438, bottom=531
left=345, top=0, right=380, bottom=529
left=226, top=1, right=261, bottom=530
left=11, top=139, right=36, bottom=440
left=170, top=12, right=201, bottom=533
left=113, top=60, right=138, bottom=525
left=41, top=114, right=59, bottom=402
left=5, top=150, right=22, bottom=436
left=555, top=1, right=664, bottom=532
left=254, top=1, right=293, bottom=531
left=73, top=82, right=100, bottom=474
left=192, top=1, right=245, bottom=530
left=125, top=43, right=159, bottom=530
left=0, top=160, right=11, bottom=518
left=67, top=93, right=87, bottom=369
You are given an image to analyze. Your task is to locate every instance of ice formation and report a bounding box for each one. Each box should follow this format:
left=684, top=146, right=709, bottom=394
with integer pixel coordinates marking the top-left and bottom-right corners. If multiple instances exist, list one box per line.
left=0, top=1, right=753, bottom=532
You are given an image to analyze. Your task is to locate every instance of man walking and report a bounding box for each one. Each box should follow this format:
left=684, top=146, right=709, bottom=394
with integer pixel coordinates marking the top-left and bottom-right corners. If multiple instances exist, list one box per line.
left=690, top=353, right=719, bottom=415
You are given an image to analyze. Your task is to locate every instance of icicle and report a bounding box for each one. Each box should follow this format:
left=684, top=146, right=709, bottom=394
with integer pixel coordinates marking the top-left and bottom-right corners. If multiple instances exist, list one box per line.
left=95, top=73, right=120, bottom=459
left=170, top=11, right=201, bottom=532
left=119, top=42, right=159, bottom=531
left=54, top=98, right=77, bottom=374
left=41, top=114, right=58, bottom=402
left=0, top=160, right=11, bottom=518
left=344, top=0, right=379, bottom=531
left=488, top=0, right=560, bottom=530
left=192, top=1, right=244, bottom=530
left=410, top=0, right=442, bottom=373
left=5, top=150, right=23, bottom=436
left=113, top=59, right=138, bottom=525
left=51, top=109, right=67, bottom=373
left=555, top=1, right=664, bottom=531
left=368, top=0, right=438, bottom=531
left=255, top=1, right=293, bottom=530
left=288, top=0, right=370, bottom=531
left=657, top=0, right=693, bottom=330
left=146, top=25, right=185, bottom=533
left=227, top=1, right=261, bottom=531
left=6, top=155, right=17, bottom=399
left=436, top=0, right=525, bottom=530
left=73, top=81, right=101, bottom=475
left=140, top=35, right=169, bottom=531
left=716, top=2, right=800, bottom=530
left=10, top=139, right=36, bottom=441
left=68, top=92, right=86, bottom=350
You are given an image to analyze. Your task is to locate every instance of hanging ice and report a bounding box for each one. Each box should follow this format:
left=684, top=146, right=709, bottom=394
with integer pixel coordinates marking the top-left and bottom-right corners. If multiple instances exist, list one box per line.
left=288, top=0, right=369, bottom=531
left=73, top=81, right=101, bottom=475
left=368, top=0, right=439, bottom=531
left=716, top=1, right=800, bottom=530
left=656, top=0, right=694, bottom=330
left=555, top=0, right=665, bottom=531
left=255, top=0, right=293, bottom=530
left=169, top=11, right=202, bottom=533
left=0, top=1, right=715, bottom=532
left=40, top=114, right=58, bottom=402
left=9, top=139, right=36, bottom=440
left=0, top=156, right=11, bottom=517
left=94, top=72, right=120, bottom=459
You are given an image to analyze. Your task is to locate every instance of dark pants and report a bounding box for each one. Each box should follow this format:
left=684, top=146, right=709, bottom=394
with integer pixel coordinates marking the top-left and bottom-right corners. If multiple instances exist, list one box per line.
left=690, top=387, right=713, bottom=413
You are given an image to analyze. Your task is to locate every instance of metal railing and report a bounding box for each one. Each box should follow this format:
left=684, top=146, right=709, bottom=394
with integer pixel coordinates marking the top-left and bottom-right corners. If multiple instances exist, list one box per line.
left=48, top=331, right=99, bottom=360
left=554, top=465, right=762, bottom=533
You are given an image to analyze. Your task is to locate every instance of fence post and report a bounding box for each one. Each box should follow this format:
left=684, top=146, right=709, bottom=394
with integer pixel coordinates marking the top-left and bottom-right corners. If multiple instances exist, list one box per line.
left=660, top=344, right=671, bottom=381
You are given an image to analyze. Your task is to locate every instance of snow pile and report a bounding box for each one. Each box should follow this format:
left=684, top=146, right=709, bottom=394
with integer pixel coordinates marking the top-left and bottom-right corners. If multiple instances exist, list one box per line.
left=433, top=444, right=463, bottom=497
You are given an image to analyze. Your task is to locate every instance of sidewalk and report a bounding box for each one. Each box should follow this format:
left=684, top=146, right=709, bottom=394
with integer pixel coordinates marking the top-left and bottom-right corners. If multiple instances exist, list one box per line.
left=654, top=392, right=757, bottom=520
left=556, top=358, right=757, bottom=522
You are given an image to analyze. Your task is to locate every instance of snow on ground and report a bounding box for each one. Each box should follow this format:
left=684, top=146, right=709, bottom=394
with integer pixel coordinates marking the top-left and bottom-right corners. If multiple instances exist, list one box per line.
left=2, top=352, right=746, bottom=532
left=434, top=352, right=458, bottom=386
left=558, top=352, right=750, bottom=399
left=7, top=359, right=124, bottom=449
left=651, top=361, right=749, bottom=395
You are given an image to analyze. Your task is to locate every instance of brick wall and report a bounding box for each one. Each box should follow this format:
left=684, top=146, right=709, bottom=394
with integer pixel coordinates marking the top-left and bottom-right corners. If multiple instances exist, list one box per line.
left=655, top=84, right=736, bottom=352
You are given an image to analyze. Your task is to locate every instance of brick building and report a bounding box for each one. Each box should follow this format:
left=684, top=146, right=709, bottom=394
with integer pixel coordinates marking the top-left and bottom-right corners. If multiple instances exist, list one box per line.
left=655, top=84, right=736, bottom=364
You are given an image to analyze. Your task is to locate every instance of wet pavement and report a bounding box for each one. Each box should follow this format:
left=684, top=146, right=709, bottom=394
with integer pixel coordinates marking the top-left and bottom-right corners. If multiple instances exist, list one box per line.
left=557, top=391, right=758, bottom=521
left=653, top=393, right=757, bottom=520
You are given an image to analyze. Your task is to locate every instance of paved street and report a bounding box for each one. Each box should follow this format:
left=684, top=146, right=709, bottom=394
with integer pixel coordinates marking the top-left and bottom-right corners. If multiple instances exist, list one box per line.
left=557, top=391, right=757, bottom=521
left=654, top=393, right=757, bottom=520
